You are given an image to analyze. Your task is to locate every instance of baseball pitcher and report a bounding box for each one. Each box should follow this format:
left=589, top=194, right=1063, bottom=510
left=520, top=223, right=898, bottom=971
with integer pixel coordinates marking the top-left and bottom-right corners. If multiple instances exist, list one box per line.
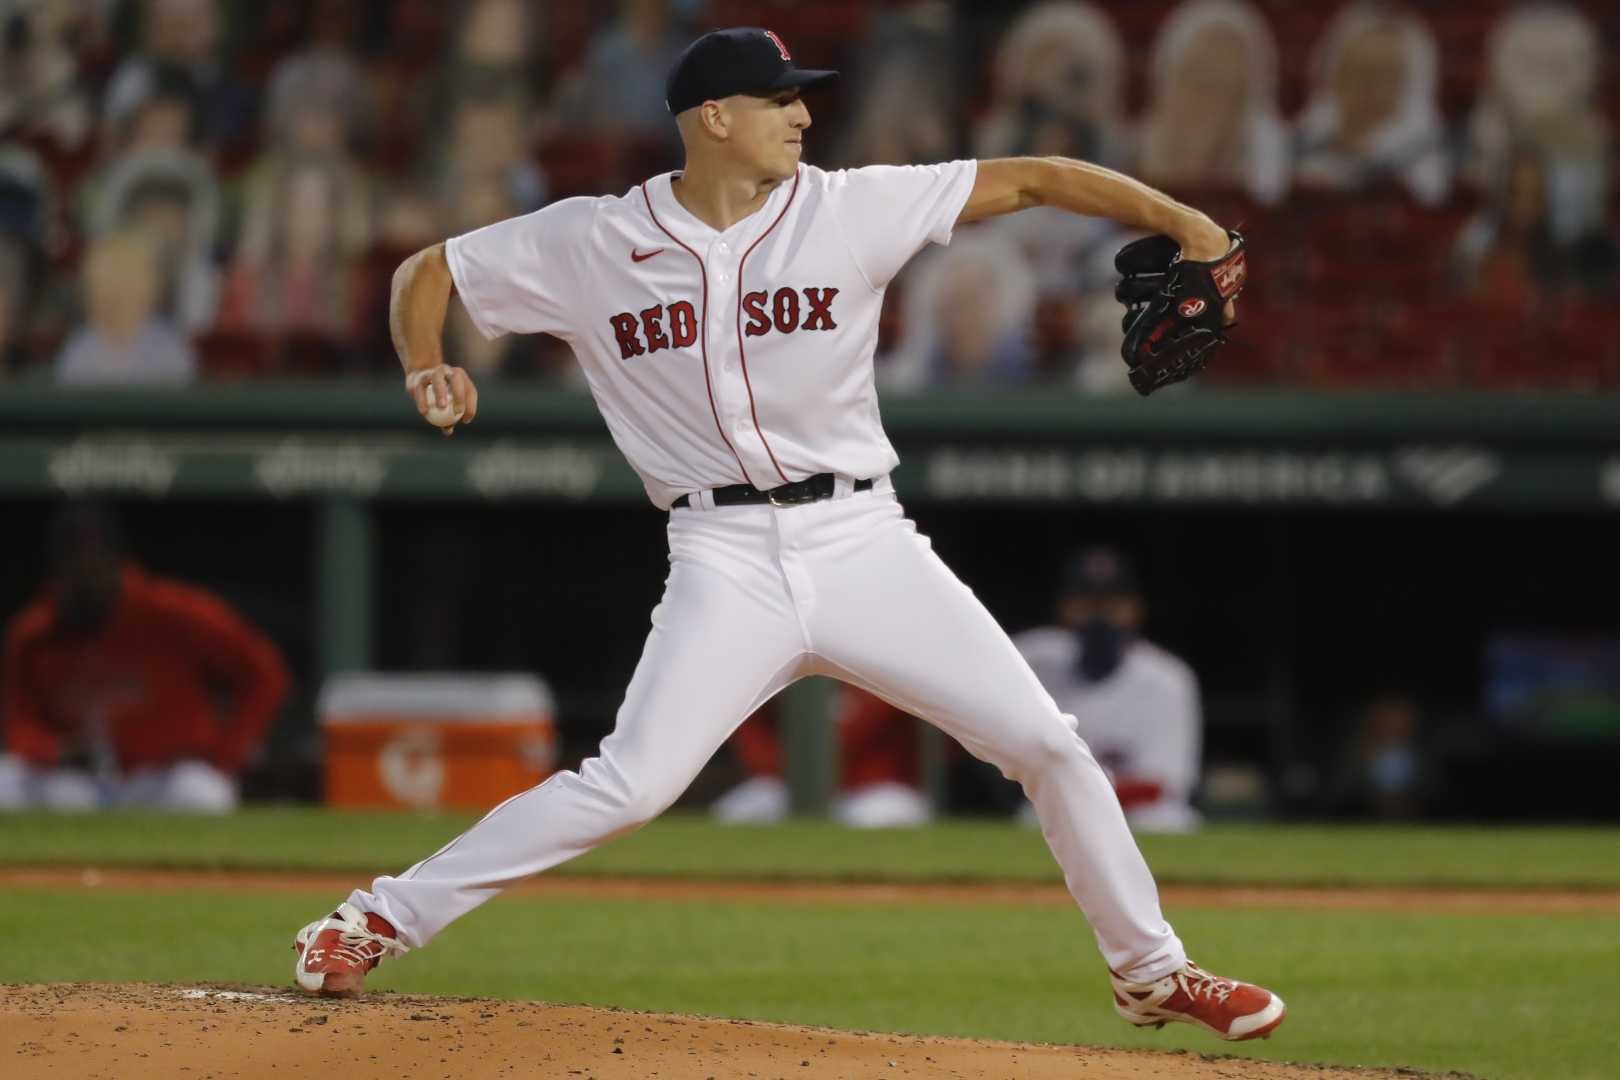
left=294, top=28, right=1279, bottom=1042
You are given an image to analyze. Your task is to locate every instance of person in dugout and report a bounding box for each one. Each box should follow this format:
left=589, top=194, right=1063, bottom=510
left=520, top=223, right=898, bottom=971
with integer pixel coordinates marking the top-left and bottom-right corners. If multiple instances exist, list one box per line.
left=1013, top=546, right=1204, bottom=832
left=0, top=503, right=289, bottom=812
left=716, top=545, right=1204, bottom=832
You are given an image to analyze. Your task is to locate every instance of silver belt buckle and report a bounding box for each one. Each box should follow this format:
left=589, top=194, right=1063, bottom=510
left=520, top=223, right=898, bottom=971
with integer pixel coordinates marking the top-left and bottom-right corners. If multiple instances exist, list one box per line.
left=768, top=483, right=817, bottom=508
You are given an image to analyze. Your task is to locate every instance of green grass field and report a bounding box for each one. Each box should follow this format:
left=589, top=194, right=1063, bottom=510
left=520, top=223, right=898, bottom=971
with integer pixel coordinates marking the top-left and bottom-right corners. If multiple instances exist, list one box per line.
left=5, top=808, right=1620, bottom=887
left=2, top=811, right=1618, bottom=1079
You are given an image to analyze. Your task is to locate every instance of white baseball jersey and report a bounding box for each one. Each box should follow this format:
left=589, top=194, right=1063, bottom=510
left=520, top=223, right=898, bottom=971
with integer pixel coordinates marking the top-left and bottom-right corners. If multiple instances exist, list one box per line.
left=445, top=161, right=979, bottom=508
left=1015, top=627, right=1203, bottom=831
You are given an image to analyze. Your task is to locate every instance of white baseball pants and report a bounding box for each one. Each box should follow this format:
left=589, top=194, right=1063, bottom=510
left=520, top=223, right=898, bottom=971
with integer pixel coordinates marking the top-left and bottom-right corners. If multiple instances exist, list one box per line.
left=0, top=754, right=239, bottom=812
left=355, top=480, right=1186, bottom=981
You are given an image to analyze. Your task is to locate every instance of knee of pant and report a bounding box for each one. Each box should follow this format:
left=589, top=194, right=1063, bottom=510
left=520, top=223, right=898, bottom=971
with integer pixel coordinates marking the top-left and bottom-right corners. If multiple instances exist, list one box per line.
left=579, top=768, right=674, bottom=828
left=617, top=786, right=680, bottom=827
left=578, top=756, right=682, bottom=828
left=1000, top=723, right=1090, bottom=783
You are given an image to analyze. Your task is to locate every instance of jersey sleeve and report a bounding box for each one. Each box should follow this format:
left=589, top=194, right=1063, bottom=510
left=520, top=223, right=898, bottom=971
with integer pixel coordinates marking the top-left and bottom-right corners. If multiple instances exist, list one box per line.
left=443, top=197, right=597, bottom=340
left=826, top=161, right=979, bottom=289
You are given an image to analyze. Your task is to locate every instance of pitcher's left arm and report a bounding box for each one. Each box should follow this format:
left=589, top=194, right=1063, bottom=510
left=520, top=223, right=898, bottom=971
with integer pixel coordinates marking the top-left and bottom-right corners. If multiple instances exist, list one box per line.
left=958, top=156, right=1230, bottom=262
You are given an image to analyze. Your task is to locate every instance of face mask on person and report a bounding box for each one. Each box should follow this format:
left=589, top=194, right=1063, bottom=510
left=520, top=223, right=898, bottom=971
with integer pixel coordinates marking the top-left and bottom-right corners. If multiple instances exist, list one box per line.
left=1076, top=615, right=1131, bottom=682
left=1368, top=745, right=1418, bottom=794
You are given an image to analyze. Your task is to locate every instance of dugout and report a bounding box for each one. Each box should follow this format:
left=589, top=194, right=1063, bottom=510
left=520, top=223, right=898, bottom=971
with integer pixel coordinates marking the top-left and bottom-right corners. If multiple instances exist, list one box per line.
left=2, top=385, right=1618, bottom=820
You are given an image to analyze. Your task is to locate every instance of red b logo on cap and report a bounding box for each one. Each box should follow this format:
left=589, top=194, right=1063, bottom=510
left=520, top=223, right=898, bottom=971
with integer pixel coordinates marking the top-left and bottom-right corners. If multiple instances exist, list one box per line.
left=764, top=29, right=791, bottom=60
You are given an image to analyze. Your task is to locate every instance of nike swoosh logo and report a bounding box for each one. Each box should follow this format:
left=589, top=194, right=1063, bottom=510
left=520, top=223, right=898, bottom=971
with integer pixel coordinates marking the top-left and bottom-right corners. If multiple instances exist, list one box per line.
left=631, top=248, right=665, bottom=263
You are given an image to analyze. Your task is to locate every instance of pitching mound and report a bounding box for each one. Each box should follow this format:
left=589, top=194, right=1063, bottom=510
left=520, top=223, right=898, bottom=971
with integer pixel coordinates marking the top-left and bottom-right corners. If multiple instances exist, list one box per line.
left=2, top=983, right=1450, bottom=1080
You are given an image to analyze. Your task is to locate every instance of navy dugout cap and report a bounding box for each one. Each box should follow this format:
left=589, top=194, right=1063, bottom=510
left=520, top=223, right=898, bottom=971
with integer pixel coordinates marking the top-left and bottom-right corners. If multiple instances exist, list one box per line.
left=665, top=27, right=838, bottom=115
left=1063, top=547, right=1140, bottom=598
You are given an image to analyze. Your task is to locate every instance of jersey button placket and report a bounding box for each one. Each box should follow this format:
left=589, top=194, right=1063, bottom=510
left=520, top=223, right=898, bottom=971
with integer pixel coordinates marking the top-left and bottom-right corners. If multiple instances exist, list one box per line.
left=712, top=245, right=730, bottom=290
left=709, top=242, right=733, bottom=358
left=707, top=240, right=752, bottom=466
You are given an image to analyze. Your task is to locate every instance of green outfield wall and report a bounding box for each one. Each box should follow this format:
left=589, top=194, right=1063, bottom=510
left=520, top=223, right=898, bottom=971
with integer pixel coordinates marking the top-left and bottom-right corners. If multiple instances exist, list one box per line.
left=4, top=384, right=1620, bottom=509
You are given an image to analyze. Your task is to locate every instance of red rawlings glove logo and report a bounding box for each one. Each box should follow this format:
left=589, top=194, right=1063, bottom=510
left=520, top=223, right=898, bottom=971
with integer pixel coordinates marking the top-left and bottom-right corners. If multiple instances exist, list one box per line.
left=1211, top=250, right=1247, bottom=300
left=1178, top=297, right=1207, bottom=318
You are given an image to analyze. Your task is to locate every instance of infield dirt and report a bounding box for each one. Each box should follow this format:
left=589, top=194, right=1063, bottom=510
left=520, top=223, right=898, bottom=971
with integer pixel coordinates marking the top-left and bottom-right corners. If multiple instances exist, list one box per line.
left=6, top=870, right=1538, bottom=1077
left=3, top=982, right=1452, bottom=1080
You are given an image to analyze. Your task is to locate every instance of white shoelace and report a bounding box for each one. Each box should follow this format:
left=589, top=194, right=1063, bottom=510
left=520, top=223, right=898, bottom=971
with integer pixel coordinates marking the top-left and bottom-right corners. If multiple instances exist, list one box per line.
left=309, top=909, right=410, bottom=969
left=338, top=918, right=409, bottom=958
left=1175, top=966, right=1234, bottom=1004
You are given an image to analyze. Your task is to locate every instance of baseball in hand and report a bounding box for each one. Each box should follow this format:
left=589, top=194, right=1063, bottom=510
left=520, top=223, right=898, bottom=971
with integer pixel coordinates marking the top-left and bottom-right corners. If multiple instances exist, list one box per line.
left=426, top=398, right=465, bottom=426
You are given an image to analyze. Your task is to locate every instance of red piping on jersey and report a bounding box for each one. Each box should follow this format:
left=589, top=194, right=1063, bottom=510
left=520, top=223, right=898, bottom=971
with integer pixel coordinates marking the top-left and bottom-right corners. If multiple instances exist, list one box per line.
left=640, top=179, right=754, bottom=488
left=735, top=168, right=801, bottom=485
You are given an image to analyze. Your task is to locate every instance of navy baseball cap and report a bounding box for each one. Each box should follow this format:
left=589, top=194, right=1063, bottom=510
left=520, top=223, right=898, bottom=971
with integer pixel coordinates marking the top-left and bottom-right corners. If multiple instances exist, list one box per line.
left=1063, top=547, right=1139, bottom=598
left=665, top=28, right=838, bottom=115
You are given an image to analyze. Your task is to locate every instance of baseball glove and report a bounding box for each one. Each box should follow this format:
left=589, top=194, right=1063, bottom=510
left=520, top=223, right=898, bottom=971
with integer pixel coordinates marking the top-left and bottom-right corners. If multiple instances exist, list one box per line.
left=1115, top=231, right=1247, bottom=396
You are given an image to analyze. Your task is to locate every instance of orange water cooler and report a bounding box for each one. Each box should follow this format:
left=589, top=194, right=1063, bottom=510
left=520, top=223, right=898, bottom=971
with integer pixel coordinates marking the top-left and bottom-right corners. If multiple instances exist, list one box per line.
left=318, top=674, right=557, bottom=810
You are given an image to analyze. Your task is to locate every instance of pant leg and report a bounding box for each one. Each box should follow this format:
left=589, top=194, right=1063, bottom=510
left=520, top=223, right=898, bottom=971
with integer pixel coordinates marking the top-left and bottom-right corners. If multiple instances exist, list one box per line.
left=40, top=770, right=102, bottom=809
left=0, top=754, right=31, bottom=809
left=121, top=761, right=239, bottom=813
left=798, top=493, right=1185, bottom=981
left=356, top=507, right=807, bottom=948
left=0, top=755, right=102, bottom=810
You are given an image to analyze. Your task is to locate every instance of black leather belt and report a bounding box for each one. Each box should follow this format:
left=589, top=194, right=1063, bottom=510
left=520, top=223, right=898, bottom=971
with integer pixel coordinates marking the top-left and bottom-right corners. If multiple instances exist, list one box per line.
left=673, top=473, right=874, bottom=509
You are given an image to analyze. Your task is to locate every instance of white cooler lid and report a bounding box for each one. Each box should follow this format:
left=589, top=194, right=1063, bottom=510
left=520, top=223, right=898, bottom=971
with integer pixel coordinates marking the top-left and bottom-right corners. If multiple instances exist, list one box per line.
left=318, top=672, right=555, bottom=724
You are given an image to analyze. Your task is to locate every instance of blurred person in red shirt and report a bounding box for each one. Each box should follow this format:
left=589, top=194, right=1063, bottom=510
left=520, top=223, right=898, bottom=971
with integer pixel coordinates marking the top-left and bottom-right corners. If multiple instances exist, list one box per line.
left=713, top=686, right=931, bottom=828
left=0, top=504, right=289, bottom=812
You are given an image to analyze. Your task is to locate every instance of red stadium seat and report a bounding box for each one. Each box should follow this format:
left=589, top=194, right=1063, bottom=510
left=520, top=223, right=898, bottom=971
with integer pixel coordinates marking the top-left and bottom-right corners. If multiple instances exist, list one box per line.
left=1203, top=336, right=1294, bottom=385
left=701, top=0, right=870, bottom=56
left=196, top=329, right=277, bottom=379
left=278, top=332, right=356, bottom=377
left=1302, top=339, right=1456, bottom=389
left=537, top=134, right=677, bottom=199
left=542, top=4, right=604, bottom=77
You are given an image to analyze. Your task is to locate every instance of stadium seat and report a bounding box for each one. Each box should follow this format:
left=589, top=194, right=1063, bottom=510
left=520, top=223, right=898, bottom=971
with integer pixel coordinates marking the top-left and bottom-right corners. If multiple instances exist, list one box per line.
left=702, top=0, right=870, bottom=54
left=537, top=134, right=677, bottom=199
left=196, top=329, right=277, bottom=379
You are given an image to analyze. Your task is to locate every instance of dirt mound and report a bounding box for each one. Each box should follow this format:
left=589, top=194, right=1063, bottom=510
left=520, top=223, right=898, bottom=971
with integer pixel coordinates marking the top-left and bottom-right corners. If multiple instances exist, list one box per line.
left=3, top=983, right=1441, bottom=1080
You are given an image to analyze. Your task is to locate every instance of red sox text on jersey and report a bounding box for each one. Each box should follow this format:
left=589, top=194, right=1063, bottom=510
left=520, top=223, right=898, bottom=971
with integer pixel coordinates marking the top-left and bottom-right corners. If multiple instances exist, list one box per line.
left=609, top=288, right=840, bottom=359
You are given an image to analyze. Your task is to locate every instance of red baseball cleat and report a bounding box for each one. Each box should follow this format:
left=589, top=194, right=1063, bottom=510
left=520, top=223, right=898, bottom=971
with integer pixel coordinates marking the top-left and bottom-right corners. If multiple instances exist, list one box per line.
left=1109, top=961, right=1286, bottom=1041
left=293, top=902, right=408, bottom=997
